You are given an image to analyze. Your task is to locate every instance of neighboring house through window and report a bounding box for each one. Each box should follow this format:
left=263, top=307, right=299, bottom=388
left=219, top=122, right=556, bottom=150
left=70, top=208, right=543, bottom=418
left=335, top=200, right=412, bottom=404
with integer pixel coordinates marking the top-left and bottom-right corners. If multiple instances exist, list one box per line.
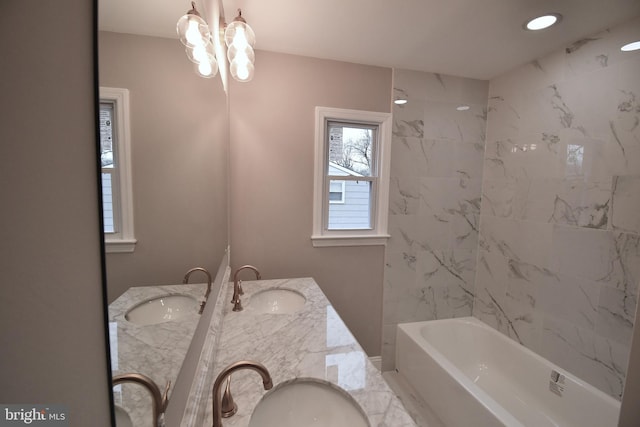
left=312, top=107, right=392, bottom=246
left=100, top=87, right=136, bottom=253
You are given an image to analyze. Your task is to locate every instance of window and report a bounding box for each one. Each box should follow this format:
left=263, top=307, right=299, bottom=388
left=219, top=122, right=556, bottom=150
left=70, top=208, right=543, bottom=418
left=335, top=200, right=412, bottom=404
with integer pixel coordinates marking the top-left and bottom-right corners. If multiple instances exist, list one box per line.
left=329, top=180, right=346, bottom=203
left=312, top=107, right=392, bottom=247
left=100, top=87, right=136, bottom=253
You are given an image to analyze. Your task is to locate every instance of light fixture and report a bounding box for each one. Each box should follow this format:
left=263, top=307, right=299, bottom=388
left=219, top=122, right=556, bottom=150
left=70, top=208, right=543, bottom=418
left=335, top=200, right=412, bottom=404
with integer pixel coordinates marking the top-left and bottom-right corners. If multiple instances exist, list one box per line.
left=524, top=13, right=562, bottom=31
left=394, top=99, right=408, bottom=105
left=176, top=2, right=218, bottom=78
left=176, top=4, right=256, bottom=82
left=621, top=41, right=640, bottom=52
left=456, top=105, right=470, bottom=111
left=224, top=9, right=256, bottom=82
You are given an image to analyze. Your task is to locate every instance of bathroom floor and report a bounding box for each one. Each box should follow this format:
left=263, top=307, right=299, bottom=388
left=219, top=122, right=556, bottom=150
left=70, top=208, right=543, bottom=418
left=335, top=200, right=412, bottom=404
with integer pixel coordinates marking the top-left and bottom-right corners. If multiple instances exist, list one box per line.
left=382, top=370, right=446, bottom=427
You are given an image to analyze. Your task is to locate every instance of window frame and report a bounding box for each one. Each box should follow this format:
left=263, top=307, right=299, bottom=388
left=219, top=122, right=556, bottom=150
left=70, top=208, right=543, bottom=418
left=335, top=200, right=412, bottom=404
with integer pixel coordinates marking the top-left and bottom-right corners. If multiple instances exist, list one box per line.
left=312, top=107, right=392, bottom=247
left=100, top=87, right=136, bottom=253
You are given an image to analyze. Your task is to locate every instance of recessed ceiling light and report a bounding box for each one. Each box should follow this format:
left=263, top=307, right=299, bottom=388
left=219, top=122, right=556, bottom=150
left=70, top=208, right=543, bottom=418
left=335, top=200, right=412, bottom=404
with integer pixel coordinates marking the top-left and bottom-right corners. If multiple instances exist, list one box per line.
left=456, top=105, right=470, bottom=111
left=524, top=14, right=562, bottom=31
left=394, top=99, right=408, bottom=105
left=621, top=41, right=640, bottom=51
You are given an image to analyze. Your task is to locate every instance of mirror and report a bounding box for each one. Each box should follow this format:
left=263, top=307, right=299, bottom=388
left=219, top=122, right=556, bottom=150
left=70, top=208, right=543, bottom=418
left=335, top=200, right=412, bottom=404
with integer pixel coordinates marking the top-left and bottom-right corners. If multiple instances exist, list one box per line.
left=97, top=0, right=229, bottom=424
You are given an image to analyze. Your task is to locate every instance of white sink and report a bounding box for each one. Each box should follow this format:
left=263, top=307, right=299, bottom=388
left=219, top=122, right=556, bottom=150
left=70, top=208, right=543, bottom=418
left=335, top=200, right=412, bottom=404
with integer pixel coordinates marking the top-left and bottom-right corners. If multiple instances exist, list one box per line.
left=248, top=379, right=369, bottom=427
left=125, top=294, right=198, bottom=325
left=248, top=288, right=306, bottom=314
left=115, top=405, right=133, bottom=427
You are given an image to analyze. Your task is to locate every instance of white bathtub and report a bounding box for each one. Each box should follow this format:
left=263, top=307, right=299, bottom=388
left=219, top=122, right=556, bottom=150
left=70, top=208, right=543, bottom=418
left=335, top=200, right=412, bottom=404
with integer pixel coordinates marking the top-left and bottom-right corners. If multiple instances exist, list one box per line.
left=395, top=317, right=620, bottom=427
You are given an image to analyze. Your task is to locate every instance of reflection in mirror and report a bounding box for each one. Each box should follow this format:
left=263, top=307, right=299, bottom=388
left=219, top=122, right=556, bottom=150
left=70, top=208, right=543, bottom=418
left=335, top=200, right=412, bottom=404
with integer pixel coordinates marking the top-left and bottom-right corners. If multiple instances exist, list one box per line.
left=98, top=0, right=229, bottom=424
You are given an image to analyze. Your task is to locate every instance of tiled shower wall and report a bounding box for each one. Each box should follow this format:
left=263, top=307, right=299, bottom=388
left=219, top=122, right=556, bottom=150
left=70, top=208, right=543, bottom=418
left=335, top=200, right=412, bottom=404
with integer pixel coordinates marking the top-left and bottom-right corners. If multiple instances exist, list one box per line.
left=382, top=71, right=489, bottom=370
left=384, top=17, right=640, bottom=398
left=475, top=17, right=640, bottom=399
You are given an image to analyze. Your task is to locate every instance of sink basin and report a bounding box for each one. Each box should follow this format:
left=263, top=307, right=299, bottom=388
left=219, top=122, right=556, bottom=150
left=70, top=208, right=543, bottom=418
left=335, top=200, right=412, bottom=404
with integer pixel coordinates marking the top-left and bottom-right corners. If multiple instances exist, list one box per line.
left=248, top=288, right=306, bottom=314
left=115, top=405, right=133, bottom=427
left=248, top=379, right=369, bottom=427
left=125, top=294, right=198, bottom=325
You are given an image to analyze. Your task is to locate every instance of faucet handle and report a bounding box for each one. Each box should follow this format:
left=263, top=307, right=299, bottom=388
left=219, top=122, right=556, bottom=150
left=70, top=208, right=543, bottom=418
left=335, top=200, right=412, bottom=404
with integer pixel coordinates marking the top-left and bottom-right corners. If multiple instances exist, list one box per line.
left=238, top=280, right=244, bottom=295
left=221, top=375, right=238, bottom=418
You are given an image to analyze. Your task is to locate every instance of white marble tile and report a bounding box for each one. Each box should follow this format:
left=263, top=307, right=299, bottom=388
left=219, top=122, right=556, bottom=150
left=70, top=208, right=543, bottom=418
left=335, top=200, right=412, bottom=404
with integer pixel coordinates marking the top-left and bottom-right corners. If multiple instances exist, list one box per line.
left=389, top=176, right=420, bottom=215
left=420, top=139, right=455, bottom=177
left=390, top=136, right=430, bottom=178
left=382, top=371, right=446, bottom=427
left=393, top=104, right=424, bottom=138
left=611, top=175, right=640, bottom=234
left=563, top=16, right=640, bottom=79
left=550, top=226, right=615, bottom=282
left=394, top=69, right=488, bottom=105
left=422, top=102, right=487, bottom=142
left=547, top=178, right=612, bottom=229
left=538, top=273, right=600, bottom=332
left=538, top=315, right=628, bottom=400
left=596, top=285, right=637, bottom=346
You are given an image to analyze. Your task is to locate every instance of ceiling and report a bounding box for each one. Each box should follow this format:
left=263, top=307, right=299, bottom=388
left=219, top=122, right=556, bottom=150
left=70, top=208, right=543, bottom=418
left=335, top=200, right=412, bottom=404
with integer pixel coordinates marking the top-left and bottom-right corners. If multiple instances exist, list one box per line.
left=99, top=0, right=640, bottom=80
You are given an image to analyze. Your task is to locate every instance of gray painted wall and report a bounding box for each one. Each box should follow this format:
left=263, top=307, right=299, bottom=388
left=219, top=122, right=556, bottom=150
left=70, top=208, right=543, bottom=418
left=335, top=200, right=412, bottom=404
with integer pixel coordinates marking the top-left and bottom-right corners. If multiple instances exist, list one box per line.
left=0, top=1, right=112, bottom=425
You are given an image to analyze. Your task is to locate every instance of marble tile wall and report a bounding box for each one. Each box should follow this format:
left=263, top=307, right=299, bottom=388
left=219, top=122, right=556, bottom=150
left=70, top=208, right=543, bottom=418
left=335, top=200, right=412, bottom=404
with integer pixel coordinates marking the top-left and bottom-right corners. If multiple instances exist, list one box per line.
left=382, top=70, right=489, bottom=370
left=474, top=16, right=640, bottom=399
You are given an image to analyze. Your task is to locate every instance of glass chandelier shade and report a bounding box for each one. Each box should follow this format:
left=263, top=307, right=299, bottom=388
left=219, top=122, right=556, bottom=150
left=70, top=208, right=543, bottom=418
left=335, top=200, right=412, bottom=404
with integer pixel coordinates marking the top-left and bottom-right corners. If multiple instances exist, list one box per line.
left=176, top=3, right=211, bottom=48
left=224, top=10, right=256, bottom=82
left=176, top=2, right=218, bottom=78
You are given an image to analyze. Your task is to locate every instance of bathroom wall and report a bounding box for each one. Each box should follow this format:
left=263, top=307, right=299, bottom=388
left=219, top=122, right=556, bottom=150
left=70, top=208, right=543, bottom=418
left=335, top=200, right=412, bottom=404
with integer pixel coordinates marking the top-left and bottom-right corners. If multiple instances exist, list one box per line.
left=228, top=50, right=391, bottom=356
left=382, top=71, right=489, bottom=369
left=475, top=16, right=640, bottom=399
left=0, top=0, right=112, bottom=425
left=99, top=32, right=229, bottom=302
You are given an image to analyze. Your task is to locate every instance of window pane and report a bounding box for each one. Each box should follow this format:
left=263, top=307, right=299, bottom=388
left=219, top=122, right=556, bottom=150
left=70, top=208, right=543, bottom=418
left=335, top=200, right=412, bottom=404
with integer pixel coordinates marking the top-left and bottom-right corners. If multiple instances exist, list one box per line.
left=328, top=179, right=372, bottom=230
left=100, top=103, right=115, bottom=168
left=327, top=123, right=374, bottom=176
left=329, top=180, right=344, bottom=203
left=102, top=172, right=115, bottom=233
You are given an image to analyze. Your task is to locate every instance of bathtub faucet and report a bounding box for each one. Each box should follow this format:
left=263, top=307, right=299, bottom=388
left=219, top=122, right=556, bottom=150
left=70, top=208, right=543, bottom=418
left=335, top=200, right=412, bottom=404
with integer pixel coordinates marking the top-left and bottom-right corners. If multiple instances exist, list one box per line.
left=183, top=267, right=213, bottom=315
left=113, top=373, right=170, bottom=427
left=212, top=360, right=273, bottom=427
left=231, top=265, right=261, bottom=312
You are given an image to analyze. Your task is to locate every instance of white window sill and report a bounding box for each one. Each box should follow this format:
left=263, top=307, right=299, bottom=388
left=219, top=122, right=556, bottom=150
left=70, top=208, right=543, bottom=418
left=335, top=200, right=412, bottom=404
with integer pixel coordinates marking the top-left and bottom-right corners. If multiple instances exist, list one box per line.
left=105, top=238, right=137, bottom=253
left=311, top=234, right=390, bottom=247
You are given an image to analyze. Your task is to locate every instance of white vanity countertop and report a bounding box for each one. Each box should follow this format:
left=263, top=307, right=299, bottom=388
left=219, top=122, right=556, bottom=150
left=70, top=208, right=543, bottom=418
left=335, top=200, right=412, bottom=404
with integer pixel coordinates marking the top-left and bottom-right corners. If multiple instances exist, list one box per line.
left=203, top=277, right=416, bottom=427
left=108, top=283, right=206, bottom=425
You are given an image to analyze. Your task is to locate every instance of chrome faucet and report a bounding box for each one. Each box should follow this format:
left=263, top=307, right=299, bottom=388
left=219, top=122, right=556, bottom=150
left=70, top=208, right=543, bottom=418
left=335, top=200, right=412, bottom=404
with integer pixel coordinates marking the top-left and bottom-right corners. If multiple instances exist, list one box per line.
left=231, top=265, right=261, bottom=312
left=212, top=360, right=273, bottom=427
left=183, top=267, right=212, bottom=314
left=113, top=373, right=170, bottom=427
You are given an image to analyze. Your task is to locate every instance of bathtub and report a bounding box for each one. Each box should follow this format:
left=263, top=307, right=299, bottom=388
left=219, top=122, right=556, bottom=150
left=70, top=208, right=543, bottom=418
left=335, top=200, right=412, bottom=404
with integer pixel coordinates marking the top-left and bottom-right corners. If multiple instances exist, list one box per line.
left=395, top=317, right=620, bottom=427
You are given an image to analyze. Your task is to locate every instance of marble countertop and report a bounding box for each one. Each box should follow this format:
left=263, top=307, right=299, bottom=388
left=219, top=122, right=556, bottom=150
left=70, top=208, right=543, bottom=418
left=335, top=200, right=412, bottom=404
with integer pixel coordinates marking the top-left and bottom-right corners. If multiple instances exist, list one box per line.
left=202, top=277, right=416, bottom=427
left=108, top=283, right=206, bottom=426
